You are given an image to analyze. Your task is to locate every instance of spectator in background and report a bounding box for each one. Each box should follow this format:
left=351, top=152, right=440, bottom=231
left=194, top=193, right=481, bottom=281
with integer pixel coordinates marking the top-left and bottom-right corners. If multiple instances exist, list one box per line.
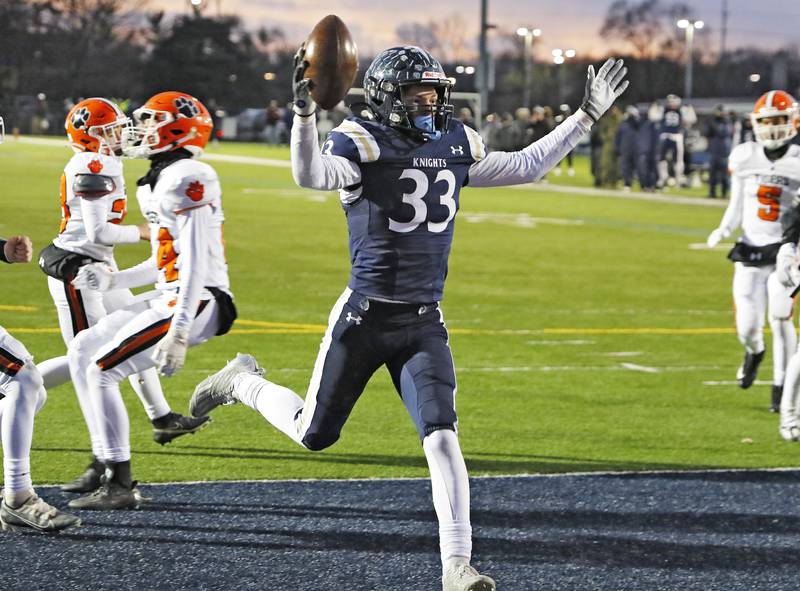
left=554, top=104, right=576, bottom=177
left=264, top=100, right=285, bottom=145
left=457, top=107, right=476, bottom=130
left=599, top=105, right=622, bottom=187
left=615, top=105, right=641, bottom=191
left=529, top=106, right=552, bottom=143
left=731, top=113, right=755, bottom=148
left=637, top=103, right=660, bottom=191
left=590, top=120, right=604, bottom=187
left=511, top=107, right=532, bottom=150
left=656, top=94, right=686, bottom=189
left=495, top=113, right=516, bottom=151
left=480, top=113, right=501, bottom=150
left=704, top=104, right=733, bottom=199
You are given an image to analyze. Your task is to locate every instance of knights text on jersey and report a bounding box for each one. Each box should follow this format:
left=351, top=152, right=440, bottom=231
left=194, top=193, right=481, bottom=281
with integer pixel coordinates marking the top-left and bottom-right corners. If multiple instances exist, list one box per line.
left=729, top=142, right=800, bottom=246
left=135, top=158, right=230, bottom=295
left=323, top=118, right=484, bottom=302
left=52, top=152, right=126, bottom=261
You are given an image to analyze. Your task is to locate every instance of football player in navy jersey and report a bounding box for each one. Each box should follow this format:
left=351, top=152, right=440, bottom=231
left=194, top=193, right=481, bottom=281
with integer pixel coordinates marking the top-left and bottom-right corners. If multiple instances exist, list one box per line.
left=191, top=46, right=629, bottom=591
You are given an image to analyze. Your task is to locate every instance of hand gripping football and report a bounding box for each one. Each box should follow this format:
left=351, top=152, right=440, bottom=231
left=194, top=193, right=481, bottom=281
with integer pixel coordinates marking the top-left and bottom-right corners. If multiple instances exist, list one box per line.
left=304, top=15, right=359, bottom=110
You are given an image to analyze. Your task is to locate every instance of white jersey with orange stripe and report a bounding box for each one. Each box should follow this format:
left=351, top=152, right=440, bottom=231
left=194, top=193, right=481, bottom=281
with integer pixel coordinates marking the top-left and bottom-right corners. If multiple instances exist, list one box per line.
left=52, top=152, right=139, bottom=262
left=136, top=158, right=230, bottom=334
left=722, top=142, right=800, bottom=247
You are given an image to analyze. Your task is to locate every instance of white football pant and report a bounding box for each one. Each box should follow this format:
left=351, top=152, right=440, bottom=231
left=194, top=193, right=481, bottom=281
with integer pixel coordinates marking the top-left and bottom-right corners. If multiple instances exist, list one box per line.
left=46, top=276, right=171, bottom=420
left=732, top=263, right=796, bottom=385
left=0, top=327, right=47, bottom=496
left=67, top=294, right=219, bottom=463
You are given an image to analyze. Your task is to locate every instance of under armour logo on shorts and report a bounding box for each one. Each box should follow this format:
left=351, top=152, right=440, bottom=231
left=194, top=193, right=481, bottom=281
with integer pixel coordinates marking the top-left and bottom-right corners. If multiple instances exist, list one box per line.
left=346, top=312, right=362, bottom=325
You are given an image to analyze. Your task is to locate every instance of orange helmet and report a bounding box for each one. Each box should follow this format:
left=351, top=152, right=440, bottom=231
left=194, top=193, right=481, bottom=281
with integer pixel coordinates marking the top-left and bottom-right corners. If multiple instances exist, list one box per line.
left=65, top=98, right=129, bottom=155
left=123, top=91, right=213, bottom=158
left=751, top=90, right=798, bottom=149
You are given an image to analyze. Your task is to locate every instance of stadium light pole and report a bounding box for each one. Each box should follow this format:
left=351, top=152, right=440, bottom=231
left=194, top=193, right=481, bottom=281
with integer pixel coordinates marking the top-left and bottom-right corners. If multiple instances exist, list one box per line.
left=516, top=27, right=542, bottom=110
left=552, top=48, right=576, bottom=104
left=478, top=0, right=496, bottom=116
left=677, top=19, right=704, bottom=100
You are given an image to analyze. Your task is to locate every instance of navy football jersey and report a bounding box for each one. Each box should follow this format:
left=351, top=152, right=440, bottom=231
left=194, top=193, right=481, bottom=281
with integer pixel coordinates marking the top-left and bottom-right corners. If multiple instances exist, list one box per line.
left=323, top=118, right=486, bottom=303
left=661, top=107, right=683, bottom=134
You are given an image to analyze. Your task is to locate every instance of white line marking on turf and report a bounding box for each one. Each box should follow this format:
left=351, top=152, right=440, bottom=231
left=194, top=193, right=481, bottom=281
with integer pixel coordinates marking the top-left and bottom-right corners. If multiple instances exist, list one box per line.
left=703, top=379, right=772, bottom=386
left=460, top=212, right=584, bottom=228
left=620, top=362, right=660, bottom=373
left=689, top=242, right=732, bottom=251
left=601, top=351, right=642, bottom=357
left=526, top=339, right=595, bottom=346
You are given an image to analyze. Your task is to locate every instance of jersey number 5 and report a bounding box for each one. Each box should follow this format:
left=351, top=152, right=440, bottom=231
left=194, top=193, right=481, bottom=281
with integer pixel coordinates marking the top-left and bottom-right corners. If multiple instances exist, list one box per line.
left=389, top=169, right=456, bottom=233
left=757, top=185, right=781, bottom=222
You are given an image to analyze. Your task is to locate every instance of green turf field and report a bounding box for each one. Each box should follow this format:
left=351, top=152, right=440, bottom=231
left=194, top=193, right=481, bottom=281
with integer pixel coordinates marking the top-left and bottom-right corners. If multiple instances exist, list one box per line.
left=0, top=137, right=795, bottom=486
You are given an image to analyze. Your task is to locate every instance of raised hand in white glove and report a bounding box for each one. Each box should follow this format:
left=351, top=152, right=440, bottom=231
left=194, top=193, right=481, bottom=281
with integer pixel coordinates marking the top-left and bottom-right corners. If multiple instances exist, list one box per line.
left=580, top=58, right=630, bottom=123
left=152, top=326, right=189, bottom=377
left=292, top=43, right=316, bottom=117
left=72, top=262, right=114, bottom=291
left=776, top=243, right=800, bottom=288
left=706, top=227, right=730, bottom=248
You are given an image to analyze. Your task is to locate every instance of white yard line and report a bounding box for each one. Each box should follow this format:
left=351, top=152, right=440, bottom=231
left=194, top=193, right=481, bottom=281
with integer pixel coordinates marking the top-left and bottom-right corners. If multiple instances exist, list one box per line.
left=620, top=362, right=661, bottom=373
left=703, top=379, right=772, bottom=386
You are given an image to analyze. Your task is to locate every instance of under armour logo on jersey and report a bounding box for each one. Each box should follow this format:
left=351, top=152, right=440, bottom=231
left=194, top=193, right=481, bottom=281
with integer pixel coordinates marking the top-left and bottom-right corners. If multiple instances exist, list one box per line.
left=450, top=145, right=464, bottom=156
left=345, top=312, right=362, bottom=325
left=88, top=159, right=103, bottom=174
left=71, top=107, right=90, bottom=130
left=174, top=96, right=200, bottom=119
left=186, top=180, right=205, bottom=202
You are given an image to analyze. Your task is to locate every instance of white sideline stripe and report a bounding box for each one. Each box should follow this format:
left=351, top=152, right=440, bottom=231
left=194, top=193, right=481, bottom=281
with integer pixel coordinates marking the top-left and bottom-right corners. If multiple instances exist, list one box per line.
left=11, top=136, right=729, bottom=208
left=526, top=339, right=595, bottom=345
left=602, top=351, right=642, bottom=357
left=49, top=465, right=800, bottom=489
left=689, top=242, right=731, bottom=251
left=703, top=379, right=772, bottom=386
left=620, top=362, right=660, bottom=373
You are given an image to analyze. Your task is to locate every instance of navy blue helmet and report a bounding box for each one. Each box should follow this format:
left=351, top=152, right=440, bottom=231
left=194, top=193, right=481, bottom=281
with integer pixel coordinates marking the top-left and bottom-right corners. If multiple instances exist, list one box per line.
left=363, top=46, right=454, bottom=137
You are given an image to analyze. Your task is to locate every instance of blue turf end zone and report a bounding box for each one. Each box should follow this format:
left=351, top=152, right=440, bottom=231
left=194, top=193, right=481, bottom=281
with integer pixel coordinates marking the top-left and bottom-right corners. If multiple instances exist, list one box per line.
left=2, top=471, right=799, bottom=590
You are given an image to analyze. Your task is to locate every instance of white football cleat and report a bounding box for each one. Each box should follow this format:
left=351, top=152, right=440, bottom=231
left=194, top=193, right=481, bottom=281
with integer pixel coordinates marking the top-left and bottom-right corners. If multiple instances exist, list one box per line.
left=442, top=561, right=496, bottom=591
left=780, top=424, right=800, bottom=442
left=189, top=353, right=262, bottom=417
left=0, top=494, right=81, bottom=532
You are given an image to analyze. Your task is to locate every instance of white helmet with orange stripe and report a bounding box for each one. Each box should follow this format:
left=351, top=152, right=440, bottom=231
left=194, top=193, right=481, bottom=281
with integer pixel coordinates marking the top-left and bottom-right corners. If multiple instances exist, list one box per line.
left=751, top=90, right=798, bottom=150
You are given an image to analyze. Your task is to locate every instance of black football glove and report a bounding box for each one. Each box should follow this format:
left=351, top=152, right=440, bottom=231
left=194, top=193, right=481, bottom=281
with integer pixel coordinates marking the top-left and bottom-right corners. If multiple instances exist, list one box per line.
left=292, top=44, right=316, bottom=117
left=580, top=58, right=629, bottom=123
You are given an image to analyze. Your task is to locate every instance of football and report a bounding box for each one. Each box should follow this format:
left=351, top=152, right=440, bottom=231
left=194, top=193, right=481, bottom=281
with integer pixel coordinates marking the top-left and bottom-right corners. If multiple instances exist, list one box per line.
left=304, top=15, right=359, bottom=110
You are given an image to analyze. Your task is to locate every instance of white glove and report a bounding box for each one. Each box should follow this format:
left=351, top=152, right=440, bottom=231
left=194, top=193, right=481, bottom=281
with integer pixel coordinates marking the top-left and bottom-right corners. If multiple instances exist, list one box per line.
left=776, top=243, right=800, bottom=288
left=72, top=262, right=114, bottom=291
left=292, top=44, right=316, bottom=117
left=580, top=58, right=630, bottom=123
left=152, top=326, right=189, bottom=377
left=706, top=227, right=730, bottom=248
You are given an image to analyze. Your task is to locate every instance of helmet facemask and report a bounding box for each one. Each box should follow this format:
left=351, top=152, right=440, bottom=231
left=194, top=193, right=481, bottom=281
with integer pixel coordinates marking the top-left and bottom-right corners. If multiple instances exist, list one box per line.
left=752, top=112, right=798, bottom=150
left=363, top=46, right=454, bottom=140
left=122, top=108, right=177, bottom=159
left=88, top=116, right=130, bottom=156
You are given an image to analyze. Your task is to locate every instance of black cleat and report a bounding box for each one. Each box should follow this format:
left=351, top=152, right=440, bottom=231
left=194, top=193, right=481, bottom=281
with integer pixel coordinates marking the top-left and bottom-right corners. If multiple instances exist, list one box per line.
left=737, top=349, right=765, bottom=389
left=61, top=458, right=104, bottom=494
left=151, top=412, right=212, bottom=445
left=68, top=479, right=139, bottom=511
left=771, top=384, right=783, bottom=413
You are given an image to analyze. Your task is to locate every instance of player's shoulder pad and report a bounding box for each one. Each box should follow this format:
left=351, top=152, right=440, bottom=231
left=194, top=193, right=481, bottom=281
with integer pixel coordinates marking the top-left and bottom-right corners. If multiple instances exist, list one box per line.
left=728, top=142, right=756, bottom=174
left=450, top=119, right=486, bottom=162
left=326, top=117, right=381, bottom=163
left=156, top=158, right=221, bottom=213
left=785, top=144, right=800, bottom=160
left=65, top=151, right=123, bottom=178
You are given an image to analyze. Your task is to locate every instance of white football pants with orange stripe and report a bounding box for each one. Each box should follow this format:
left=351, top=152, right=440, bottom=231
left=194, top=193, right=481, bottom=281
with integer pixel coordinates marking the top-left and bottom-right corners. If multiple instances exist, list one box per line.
left=67, top=292, right=219, bottom=463
left=45, top=276, right=172, bottom=421
left=732, top=262, right=796, bottom=385
left=0, top=327, right=47, bottom=497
